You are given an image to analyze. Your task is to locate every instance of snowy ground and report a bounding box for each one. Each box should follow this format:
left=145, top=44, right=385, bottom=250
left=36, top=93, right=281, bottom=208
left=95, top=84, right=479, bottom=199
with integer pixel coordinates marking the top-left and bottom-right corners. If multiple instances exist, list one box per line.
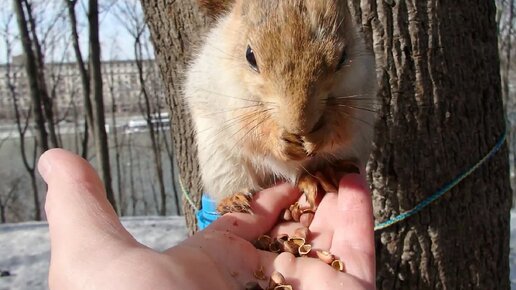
left=1, top=213, right=516, bottom=289
left=0, top=217, right=188, bottom=290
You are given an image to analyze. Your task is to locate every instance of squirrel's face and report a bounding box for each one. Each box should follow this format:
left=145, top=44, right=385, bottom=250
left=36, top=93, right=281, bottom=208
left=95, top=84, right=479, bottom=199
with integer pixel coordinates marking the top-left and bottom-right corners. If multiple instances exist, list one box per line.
left=203, top=0, right=377, bottom=163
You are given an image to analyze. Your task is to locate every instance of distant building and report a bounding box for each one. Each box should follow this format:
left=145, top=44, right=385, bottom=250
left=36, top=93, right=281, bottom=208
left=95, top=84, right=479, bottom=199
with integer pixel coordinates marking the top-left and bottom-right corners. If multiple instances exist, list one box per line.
left=0, top=58, right=166, bottom=120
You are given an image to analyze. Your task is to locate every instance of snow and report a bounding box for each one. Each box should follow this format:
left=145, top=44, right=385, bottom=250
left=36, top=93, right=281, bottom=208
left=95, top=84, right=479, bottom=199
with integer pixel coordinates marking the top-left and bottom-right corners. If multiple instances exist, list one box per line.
left=1, top=213, right=516, bottom=289
left=0, top=217, right=188, bottom=290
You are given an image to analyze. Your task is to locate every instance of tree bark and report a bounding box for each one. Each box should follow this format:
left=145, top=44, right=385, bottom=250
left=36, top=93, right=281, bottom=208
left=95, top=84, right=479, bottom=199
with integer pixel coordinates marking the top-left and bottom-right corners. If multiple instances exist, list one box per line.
left=88, top=0, right=117, bottom=213
left=142, top=0, right=211, bottom=234
left=345, top=1, right=511, bottom=288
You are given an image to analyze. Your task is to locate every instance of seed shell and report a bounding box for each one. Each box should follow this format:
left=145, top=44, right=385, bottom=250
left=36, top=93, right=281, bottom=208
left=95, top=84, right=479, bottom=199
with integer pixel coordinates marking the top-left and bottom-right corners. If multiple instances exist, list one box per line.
left=298, top=244, right=312, bottom=256
left=316, top=250, right=335, bottom=264
left=274, top=285, right=293, bottom=290
left=331, top=259, right=345, bottom=272
left=269, top=240, right=282, bottom=253
left=283, top=240, right=300, bottom=256
left=270, top=271, right=286, bottom=285
left=245, top=281, right=264, bottom=290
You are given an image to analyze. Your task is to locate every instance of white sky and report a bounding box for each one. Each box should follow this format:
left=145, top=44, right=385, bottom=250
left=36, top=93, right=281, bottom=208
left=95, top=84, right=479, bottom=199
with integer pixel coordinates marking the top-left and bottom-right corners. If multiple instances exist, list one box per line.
left=0, top=0, right=152, bottom=64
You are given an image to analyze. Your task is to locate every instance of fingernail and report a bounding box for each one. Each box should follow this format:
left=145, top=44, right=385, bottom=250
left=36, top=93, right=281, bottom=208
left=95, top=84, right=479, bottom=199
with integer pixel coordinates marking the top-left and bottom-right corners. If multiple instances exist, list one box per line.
left=38, top=154, right=53, bottom=182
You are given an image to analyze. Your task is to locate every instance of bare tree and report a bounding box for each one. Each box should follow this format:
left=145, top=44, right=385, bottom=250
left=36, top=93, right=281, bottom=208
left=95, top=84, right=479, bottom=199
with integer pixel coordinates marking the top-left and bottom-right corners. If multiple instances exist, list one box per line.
left=160, top=105, right=181, bottom=215
left=499, top=0, right=515, bottom=105
left=46, top=41, right=74, bottom=148
left=105, top=52, right=125, bottom=216
left=22, top=0, right=61, bottom=148
left=0, top=131, right=9, bottom=153
left=0, top=88, right=16, bottom=223
left=13, top=0, right=49, bottom=153
left=64, top=0, right=94, bottom=159
left=498, top=0, right=516, bottom=206
left=116, top=0, right=168, bottom=215
left=0, top=177, right=22, bottom=223
left=127, top=133, right=137, bottom=215
left=142, top=0, right=209, bottom=232
left=5, top=9, right=42, bottom=221
left=88, top=0, right=117, bottom=212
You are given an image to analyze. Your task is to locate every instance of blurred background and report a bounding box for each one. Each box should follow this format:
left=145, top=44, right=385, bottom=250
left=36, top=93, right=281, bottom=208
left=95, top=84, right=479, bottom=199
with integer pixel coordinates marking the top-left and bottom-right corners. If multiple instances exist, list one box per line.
left=0, top=0, right=182, bottom=223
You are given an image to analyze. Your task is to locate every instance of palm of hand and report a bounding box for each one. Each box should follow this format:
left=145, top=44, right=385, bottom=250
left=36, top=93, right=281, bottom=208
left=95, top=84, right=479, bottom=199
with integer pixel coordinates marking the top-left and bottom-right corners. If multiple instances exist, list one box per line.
left=170, top=178, right=375, bottom=290
left=41, top=149, right=374, bottom=290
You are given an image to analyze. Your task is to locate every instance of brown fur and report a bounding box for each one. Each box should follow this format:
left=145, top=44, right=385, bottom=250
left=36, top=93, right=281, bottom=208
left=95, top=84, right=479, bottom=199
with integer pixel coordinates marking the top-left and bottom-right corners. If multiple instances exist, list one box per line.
left=227, top=0, right=358, bottom=164
left=185, top=0, right=377, bottom=206
left=197, top=0, right=234, bottom=17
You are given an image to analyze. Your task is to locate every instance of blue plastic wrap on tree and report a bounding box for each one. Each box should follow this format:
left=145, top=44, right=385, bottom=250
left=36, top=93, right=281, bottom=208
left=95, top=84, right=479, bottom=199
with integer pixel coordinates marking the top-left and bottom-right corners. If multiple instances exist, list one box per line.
left=196, top=194, right=220, bottom=230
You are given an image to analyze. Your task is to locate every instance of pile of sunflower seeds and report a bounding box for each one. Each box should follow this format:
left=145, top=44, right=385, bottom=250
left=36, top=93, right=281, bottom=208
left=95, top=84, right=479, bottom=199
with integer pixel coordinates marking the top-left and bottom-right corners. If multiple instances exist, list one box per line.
left=246, top=227, right=345, bottom=289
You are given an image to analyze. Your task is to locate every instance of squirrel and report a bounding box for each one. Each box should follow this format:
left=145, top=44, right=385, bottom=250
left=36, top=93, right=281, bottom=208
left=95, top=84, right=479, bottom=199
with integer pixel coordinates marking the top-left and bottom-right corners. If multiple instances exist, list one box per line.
left=185, top=0, right=377, bottom=214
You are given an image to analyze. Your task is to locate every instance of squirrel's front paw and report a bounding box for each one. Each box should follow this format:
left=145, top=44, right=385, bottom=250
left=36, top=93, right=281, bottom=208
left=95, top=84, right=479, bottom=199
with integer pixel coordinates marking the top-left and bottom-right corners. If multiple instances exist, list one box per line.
left=279, top=131, right=317, bottom=161
left=216, top=191, right=254, bottom=215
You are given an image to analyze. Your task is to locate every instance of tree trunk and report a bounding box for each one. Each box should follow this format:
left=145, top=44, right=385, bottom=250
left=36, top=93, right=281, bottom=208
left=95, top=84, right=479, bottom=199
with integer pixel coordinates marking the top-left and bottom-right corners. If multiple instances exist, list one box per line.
left=345, top=1, right=510, bottom=288
left=142, top=0, right=211, bottom=234
left=162, top=121, right=182, bottom=215
left=0, top=204, right=5, bottom=223
left=23, top=0, right=60, bottom=148
left=29, top=168, right=40, bottom=221
left=88, top=0, right=117, bottom=213
left=128, top=134, right=136, bottom=215
left=13, top=0, right=49, bottom=153
left=65, top=0, right=94, bottom=159
left=8, top=7, right=42, bottom=221
left=107, top=67, right=124, bottom=216
left=134, top=39, right=168, bottom=216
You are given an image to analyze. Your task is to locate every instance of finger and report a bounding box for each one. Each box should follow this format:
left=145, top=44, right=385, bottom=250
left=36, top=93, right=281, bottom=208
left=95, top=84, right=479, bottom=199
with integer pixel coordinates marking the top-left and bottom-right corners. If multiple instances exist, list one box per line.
left=209, top=183, right=300, bottom=241
left=39, top=149, right=136, bottom=255
left=330, top=174, right=375, bottom=284
left=307, top=191, right=338, bottom=252
left=269, top=253, right=372, bottom=290
left=174, top=229, right=276, bottom=286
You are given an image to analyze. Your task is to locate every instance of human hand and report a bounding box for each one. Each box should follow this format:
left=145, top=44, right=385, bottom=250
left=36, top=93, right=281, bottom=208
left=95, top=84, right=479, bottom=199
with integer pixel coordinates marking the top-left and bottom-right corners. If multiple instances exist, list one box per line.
left=39, top=149, right=374, bottom=290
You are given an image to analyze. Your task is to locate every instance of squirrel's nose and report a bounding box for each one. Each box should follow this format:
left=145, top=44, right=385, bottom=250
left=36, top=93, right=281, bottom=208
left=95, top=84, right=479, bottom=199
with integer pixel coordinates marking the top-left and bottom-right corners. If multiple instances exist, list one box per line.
left=282, top=115, right=325, bottom=136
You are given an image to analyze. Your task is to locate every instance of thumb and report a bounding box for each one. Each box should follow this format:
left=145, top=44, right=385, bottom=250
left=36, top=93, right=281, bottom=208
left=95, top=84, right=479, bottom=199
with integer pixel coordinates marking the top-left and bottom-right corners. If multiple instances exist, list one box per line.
left=39, top=149, right=135, bottom=256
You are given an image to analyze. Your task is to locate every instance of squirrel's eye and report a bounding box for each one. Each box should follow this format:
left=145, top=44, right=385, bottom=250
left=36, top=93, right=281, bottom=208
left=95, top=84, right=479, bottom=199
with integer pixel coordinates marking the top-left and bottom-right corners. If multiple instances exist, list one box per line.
left=336, top=50, right=348, bottom=71
left=246, top=45, right=259, bottom=72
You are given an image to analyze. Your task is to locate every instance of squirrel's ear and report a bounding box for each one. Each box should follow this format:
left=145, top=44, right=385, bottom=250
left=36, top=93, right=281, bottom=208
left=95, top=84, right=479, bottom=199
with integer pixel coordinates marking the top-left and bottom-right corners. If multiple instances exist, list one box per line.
left=197, top=0, right=234, bottom=17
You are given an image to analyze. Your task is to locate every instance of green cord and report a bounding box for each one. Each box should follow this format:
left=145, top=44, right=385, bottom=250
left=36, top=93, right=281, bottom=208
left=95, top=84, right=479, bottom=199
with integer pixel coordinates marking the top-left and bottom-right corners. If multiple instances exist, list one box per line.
left=374, top=128, right=508, bottom=231
left=178, top=177, right=199, bottom=212
left=178, top=128, right=508, bottom=231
